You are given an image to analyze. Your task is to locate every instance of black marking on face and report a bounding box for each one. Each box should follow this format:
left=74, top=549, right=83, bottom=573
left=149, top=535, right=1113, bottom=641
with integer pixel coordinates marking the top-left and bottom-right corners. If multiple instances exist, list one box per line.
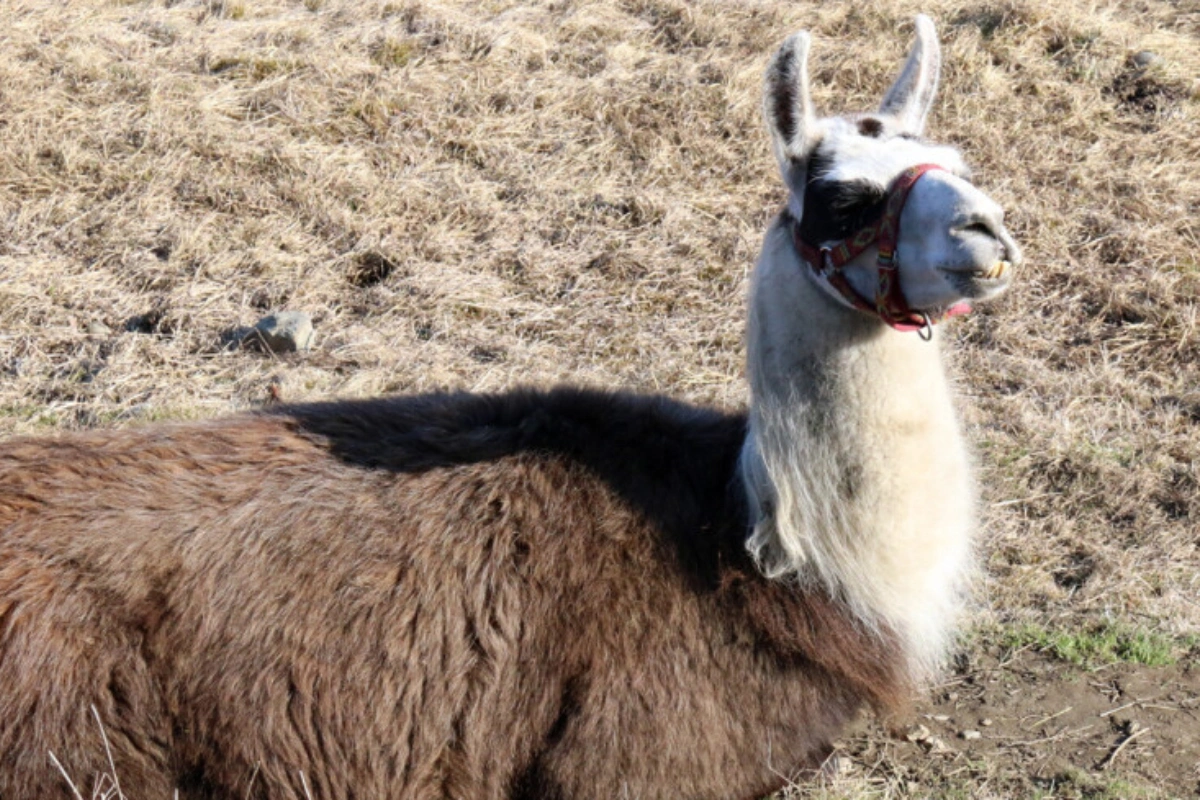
left=797, top=148, right=889, bottom=245
left=770, top=45, right=797, bottom=144
left=857, top=117, right=883, bottom=138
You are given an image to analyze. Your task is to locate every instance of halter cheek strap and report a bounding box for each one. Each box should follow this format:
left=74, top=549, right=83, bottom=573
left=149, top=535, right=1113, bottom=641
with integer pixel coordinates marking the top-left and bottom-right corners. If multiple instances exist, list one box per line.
left=792, top=163, right=971, bottom=337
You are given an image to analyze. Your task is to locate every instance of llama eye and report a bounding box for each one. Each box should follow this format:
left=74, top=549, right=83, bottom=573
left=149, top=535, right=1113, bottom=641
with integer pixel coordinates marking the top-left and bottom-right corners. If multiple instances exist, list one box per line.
left=831, top=186, right=886, bottom=212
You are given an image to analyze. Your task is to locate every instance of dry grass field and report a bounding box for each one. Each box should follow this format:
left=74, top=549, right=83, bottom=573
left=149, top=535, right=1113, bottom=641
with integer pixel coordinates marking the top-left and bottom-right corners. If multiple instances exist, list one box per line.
left=0, top=0, right=1197, bottom=797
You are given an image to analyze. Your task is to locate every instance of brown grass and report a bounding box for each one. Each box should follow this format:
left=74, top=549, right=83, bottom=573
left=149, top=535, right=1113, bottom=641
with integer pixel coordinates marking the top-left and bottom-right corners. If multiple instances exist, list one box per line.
left=1, top=0, right=1197, bottom=795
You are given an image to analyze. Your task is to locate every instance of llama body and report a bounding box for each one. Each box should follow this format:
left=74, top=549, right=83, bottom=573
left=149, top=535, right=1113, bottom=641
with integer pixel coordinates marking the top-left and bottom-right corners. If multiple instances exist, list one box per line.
left=0, top=391, right=900, bottom=799
left=0, top=16, right=1019, bottom=799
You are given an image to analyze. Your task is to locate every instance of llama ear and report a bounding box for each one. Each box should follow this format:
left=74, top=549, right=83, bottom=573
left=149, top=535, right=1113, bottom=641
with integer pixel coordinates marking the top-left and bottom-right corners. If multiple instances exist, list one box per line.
left=878, top=15, right=941, bottom=135
left=763, top=31, right=817, bottom=194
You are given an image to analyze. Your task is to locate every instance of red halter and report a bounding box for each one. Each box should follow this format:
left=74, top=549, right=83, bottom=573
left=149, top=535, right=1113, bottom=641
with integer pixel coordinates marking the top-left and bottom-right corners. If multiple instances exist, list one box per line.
left=791, top=163, right=971, bottom=337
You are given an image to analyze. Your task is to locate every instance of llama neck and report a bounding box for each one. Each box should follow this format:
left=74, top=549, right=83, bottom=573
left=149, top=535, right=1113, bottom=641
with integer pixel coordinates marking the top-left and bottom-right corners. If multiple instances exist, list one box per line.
left=739, top=217, right=975, bottom=680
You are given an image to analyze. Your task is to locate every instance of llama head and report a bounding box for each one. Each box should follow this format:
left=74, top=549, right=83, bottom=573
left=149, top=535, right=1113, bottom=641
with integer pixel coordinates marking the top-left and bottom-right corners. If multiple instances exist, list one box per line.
left=764, top=16, right=1021, bottom=325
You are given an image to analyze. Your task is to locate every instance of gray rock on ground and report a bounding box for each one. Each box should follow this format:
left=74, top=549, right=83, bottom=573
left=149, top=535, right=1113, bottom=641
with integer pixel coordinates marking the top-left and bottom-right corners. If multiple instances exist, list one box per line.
left=1131, top=50, right=1162, bottom=69
left=250, top=311, right=314, bottom=354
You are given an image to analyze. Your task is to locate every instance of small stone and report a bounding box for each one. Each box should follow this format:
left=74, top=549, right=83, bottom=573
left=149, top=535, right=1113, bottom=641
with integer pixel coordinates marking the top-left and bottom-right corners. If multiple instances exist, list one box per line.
left=904, top=724, right=931, bottom=743
left=947, top=692, right=959, bottom=702
left=925, top=736, right=952, bottom=754
left=250, top=311, right=314, bottom=354
left=821, top=755, right=853, bottom=778
left=981, top=718, right=994, bottom=727
left=87, top=320, right=112, bottom=336
left=960, top=730, right=982, bottom=740
left=123, top=403, right=154, bottom=420
left=931, top=714, right=950, bottom=722
left=1131, top=50, right=1162, bottom=69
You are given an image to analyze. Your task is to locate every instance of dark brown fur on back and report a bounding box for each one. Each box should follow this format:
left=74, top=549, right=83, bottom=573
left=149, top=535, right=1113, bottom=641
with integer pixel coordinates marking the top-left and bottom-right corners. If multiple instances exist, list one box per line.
left=0, top=387, right=904, bottom=799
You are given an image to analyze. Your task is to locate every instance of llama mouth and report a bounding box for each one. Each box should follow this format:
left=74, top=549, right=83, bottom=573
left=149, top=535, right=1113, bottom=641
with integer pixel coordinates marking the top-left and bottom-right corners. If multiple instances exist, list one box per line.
left=939, top=260, right=1012, bottom=298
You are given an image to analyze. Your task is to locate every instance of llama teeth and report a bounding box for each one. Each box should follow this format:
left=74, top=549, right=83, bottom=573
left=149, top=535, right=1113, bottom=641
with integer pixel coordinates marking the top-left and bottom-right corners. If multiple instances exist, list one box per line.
left=986, top=260, right=1010, bottom=280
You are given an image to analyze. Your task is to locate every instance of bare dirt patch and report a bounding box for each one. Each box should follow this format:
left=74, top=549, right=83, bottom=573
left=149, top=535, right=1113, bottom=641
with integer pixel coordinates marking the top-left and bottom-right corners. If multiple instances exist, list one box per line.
left=791, top=649, right=1200, bottom=799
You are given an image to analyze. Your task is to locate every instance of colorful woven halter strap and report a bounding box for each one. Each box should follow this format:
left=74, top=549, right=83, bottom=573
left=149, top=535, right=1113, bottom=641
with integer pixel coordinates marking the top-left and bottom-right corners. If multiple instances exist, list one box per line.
left=791, top=163, right=971, bottom=337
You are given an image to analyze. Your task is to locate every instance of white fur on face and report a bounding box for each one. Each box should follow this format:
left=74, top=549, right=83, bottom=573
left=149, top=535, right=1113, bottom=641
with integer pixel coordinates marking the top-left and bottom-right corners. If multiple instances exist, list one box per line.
left=811, top=117, right=968, bottom=188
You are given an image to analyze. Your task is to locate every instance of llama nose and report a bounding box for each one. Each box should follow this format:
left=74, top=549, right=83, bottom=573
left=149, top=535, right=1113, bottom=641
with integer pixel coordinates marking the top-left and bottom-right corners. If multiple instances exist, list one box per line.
left=957, top=210, right=1020, bottom=266
left=956, top=209, right=1004, bottom=241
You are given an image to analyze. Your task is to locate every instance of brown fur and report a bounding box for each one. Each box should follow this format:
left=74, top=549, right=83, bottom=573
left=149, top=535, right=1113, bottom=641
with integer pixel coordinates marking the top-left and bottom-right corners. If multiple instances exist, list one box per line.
left=0, top=388, right=905, bottom=799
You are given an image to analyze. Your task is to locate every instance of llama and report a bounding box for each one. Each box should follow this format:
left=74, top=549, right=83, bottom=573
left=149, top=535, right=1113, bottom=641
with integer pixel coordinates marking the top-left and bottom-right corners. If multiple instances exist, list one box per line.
left=0, top=16, right=1019, bottom=800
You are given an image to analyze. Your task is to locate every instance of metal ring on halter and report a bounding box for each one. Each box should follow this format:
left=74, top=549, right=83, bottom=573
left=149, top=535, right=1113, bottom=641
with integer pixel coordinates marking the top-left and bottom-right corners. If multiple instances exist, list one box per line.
left=917, top=312, right=934, bottom=341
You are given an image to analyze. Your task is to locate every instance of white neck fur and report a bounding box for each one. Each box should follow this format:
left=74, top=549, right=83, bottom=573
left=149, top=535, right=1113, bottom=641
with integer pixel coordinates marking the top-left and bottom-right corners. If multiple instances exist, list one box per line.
left=739, top=217, right=975, bottom=681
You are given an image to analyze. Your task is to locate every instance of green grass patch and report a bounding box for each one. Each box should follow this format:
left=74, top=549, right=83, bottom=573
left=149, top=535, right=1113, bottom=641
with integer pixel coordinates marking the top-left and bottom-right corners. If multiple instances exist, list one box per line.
left=371, top=37, right=416, bottom=68
left=208, top=55, right=305, bottom=81
left=1033, top=767, right=1163, bottom=799
left=206, top=0, right=246, bottom=19
left=1001, top=622, right=1179, bottom=667
left=0, top=403, right=61, bottom=428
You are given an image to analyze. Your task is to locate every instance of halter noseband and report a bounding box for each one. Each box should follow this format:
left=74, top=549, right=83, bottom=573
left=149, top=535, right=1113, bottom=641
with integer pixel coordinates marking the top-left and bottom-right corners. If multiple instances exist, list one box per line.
left=791, top=163, right=971, bottom=339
